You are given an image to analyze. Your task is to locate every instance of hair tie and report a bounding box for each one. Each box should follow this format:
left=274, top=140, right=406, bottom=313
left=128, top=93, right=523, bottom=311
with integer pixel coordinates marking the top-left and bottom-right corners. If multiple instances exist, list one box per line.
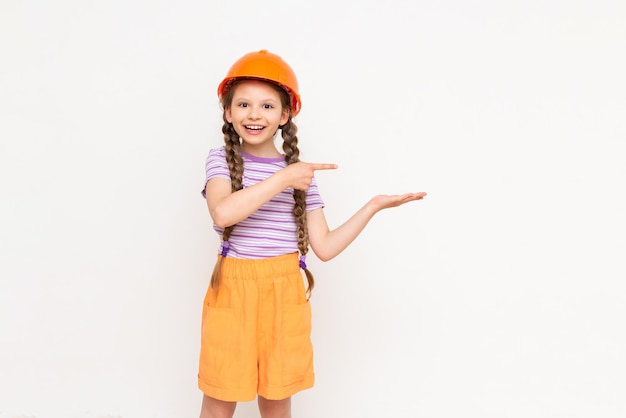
left=299, top=255, right=307, bottom=270
left=220, top=241, right=230, bottom=257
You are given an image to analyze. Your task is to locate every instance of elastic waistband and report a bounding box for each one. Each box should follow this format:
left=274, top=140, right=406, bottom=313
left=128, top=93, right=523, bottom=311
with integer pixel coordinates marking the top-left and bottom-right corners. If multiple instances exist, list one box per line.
left=221, top=253, right=300, bottom=280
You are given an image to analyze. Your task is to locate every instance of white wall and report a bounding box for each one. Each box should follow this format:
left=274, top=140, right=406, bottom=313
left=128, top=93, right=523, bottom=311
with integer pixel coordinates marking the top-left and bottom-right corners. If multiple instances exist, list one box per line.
left=1, top=1, right=625, bottom=417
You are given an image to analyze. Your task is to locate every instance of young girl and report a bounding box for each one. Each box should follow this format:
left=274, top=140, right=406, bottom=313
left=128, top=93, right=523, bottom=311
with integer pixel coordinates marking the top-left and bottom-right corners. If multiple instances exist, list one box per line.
left=199, top=50, right=426, bottom=418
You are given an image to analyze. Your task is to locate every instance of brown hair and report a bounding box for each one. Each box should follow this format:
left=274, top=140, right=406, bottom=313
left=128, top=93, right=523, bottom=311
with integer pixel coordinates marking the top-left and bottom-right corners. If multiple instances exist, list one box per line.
left=208, top=80, right=315, bottom=296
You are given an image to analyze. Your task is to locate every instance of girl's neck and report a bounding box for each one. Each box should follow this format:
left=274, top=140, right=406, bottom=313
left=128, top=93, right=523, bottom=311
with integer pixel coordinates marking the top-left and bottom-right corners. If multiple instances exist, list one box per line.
left=241, top=143, right=282, bottom=159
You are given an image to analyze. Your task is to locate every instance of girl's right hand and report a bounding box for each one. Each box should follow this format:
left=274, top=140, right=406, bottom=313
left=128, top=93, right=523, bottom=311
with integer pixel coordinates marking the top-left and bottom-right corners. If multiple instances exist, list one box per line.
left=282, top=162, right=337, bottom=190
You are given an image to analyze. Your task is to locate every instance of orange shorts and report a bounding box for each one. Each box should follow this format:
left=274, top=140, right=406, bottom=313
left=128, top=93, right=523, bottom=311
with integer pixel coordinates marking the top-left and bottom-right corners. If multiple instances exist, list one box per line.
left=198, top=253, right=315, bottom=402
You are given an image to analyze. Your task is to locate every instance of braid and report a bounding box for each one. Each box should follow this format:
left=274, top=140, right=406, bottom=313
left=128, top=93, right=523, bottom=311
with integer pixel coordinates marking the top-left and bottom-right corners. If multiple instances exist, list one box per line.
left=282, top=119, right=315, bottom=297
left=209, top=117, right=244, bottom=291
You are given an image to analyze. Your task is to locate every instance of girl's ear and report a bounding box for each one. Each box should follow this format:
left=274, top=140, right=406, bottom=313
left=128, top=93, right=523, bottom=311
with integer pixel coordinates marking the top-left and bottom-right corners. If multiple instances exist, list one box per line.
left=225, top=107, right=233, bottom=123
left=280, top=109, right=290, bottom=126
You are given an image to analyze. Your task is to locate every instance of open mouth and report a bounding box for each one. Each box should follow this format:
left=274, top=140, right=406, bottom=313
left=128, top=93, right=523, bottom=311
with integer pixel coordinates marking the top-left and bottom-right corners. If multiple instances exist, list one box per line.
left=244, top=125, right=265, bottom=131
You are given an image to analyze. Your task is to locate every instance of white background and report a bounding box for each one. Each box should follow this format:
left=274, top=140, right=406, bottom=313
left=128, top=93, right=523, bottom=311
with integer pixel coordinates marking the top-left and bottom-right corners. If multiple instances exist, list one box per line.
left=1, top=1, right=625, bottom=417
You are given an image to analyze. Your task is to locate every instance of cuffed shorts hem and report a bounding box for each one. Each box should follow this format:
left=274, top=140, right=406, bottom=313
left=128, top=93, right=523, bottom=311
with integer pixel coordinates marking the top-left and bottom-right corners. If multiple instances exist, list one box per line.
left=259, top=373, right=315, bottom=400
left=198, top=374, right=315, bottom=402
left=198, top=376, right=257, bottom=402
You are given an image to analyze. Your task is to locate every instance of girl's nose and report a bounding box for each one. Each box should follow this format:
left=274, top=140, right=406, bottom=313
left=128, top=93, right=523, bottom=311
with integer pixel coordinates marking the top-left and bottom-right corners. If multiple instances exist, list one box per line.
left=248, top=106, right=260, bottom=119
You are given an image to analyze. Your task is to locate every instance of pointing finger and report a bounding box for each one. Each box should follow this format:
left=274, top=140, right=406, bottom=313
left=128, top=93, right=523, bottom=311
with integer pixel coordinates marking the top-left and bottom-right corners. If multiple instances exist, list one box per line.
left=310, top=163, right=338, bottom=171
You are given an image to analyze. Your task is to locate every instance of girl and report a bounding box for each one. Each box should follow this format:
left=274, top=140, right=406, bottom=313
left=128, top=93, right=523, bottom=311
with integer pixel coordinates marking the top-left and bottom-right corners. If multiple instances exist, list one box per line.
left=199, top=50, right=426, bottom=418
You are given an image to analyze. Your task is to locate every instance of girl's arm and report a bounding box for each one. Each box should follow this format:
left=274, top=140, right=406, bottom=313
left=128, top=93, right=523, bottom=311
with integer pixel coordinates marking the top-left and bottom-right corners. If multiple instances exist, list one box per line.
left=307, top=193, right=427, bottom=262
left=205, top=162, right=337, bottom=228
left=205, top=175, right=289, bottom=228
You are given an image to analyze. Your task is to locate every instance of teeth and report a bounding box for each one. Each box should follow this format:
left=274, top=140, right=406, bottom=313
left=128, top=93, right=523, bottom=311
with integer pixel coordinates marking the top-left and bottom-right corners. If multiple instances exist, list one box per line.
left=245, top=125, right=263, bottom=130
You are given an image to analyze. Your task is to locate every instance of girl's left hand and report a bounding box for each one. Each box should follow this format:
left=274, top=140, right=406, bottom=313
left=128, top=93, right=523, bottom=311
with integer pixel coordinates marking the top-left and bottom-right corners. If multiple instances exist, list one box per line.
left=370, top=192, right=427, bottom=211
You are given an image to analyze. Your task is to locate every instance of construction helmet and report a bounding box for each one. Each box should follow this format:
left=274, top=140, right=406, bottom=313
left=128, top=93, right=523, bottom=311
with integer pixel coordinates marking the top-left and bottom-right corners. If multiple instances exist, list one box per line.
left=217, top=50, right=302, bottom=117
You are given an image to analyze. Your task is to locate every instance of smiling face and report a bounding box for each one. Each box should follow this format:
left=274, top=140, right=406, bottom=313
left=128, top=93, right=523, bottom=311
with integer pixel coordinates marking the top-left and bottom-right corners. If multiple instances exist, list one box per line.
left=224, top=79, right=291, bottom=157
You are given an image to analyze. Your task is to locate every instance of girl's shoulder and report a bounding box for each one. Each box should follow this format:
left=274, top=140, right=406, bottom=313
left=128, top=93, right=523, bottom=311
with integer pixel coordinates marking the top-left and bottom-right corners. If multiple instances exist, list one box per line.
left=206, top=146, right=227, bottom=162
left=208, top=145, right=226, bottom=157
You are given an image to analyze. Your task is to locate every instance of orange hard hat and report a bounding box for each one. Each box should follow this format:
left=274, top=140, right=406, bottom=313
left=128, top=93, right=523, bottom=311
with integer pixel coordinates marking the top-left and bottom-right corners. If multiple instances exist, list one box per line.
left=217, top=50, right=302, bottom=116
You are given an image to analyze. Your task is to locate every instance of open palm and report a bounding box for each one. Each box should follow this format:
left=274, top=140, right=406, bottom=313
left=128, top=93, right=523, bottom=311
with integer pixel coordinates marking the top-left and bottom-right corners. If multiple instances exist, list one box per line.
left=370, top=192, right=427, bottom=211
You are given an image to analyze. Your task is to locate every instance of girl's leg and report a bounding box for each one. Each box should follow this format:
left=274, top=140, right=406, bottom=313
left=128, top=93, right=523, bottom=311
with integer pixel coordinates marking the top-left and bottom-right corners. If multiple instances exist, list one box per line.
left=257, top=395, right=291, bottom=418
left=199, top=394, right=237, bottom=418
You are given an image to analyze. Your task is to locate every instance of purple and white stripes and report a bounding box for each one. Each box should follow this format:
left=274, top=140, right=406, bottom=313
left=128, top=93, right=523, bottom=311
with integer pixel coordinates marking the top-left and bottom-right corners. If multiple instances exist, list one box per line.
left=201, top=146, right=324, bottom=259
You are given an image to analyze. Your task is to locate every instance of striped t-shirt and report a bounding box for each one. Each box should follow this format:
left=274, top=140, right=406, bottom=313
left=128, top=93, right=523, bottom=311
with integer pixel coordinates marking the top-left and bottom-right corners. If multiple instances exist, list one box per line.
left=201, top=146, right=325, bottom=259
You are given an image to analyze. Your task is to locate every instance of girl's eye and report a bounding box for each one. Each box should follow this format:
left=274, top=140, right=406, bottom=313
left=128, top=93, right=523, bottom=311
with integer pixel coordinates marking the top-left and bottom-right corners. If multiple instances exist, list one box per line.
left=263, top=104, right=273, bottom=109
left=238, top=103, right=248, bottom=108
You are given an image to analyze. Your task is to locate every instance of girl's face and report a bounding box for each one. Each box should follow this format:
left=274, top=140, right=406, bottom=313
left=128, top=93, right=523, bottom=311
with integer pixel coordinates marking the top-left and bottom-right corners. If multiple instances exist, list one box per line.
left=225, top=80, right=290, bottom=156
